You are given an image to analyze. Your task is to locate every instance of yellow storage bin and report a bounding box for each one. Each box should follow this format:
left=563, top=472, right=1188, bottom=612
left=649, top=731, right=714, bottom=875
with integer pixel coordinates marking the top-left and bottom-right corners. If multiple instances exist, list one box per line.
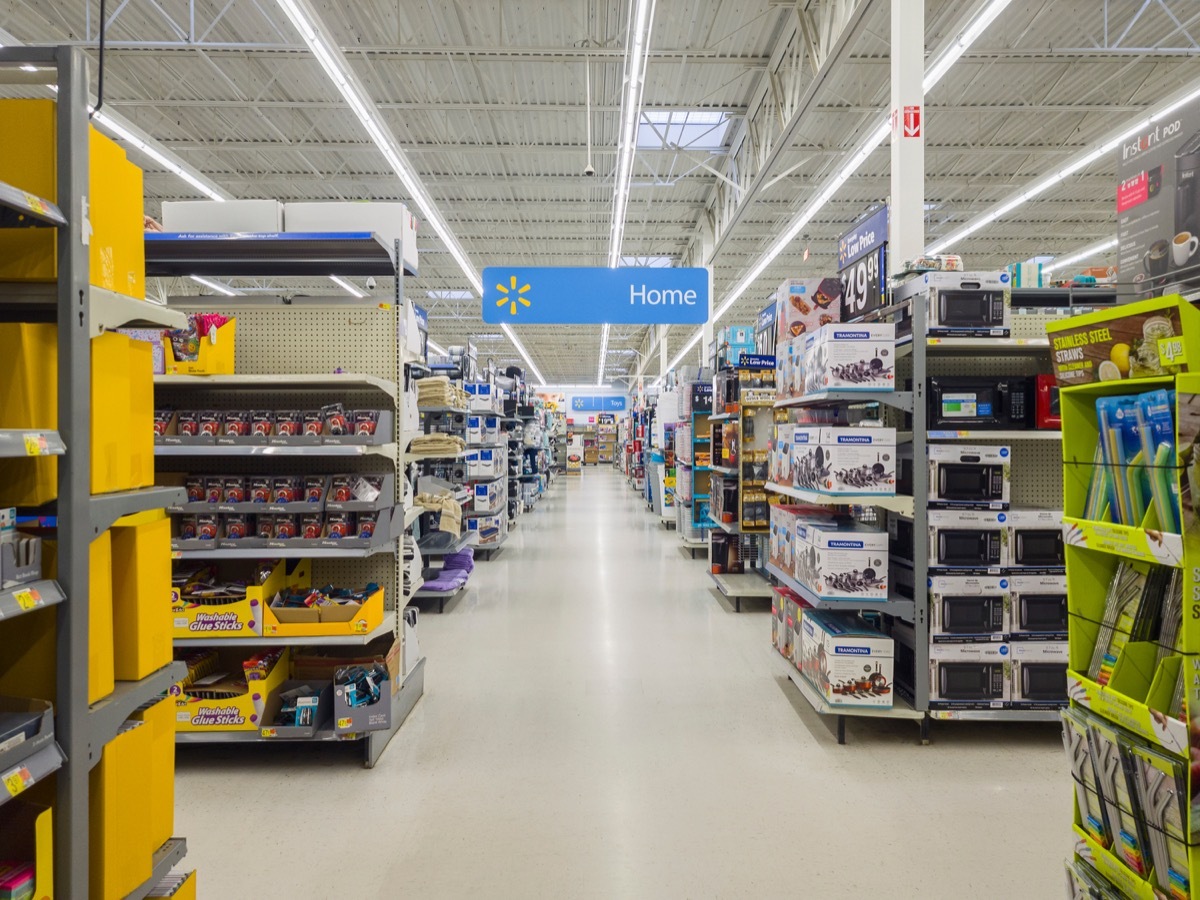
left=130, top=697, right=175, bottom=851
left=0, top=323, right=57, bottom=506
left=126, top=336, right=155, bottom=488
left=89, top=531, right=115, bottom=704
left=162, top=318, right=236, bottom=375
left=111, top=510, right=171, bottom=681
left=92, top=331, right=133, bottom=495
left=0, top=800, right=54, bottom=900
left=148, top=870, right=197, bottom=899
left=0, top=100, right=146, bottom=297
left=90, top=721, right=155, bottom=900
left=0, top=607, right=56, bottom=700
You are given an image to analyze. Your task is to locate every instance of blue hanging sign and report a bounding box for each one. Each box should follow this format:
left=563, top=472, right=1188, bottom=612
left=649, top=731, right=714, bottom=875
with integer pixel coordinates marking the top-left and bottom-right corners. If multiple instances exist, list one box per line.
left=483, top=266, right=710, bottom=325
left=570, top=396, right=627, bottom=412
left=837, top=206, right=889, bottom=268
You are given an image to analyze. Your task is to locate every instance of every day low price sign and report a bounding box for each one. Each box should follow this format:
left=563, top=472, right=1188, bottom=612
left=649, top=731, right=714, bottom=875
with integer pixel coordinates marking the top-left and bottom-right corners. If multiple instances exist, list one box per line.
left=482, top=266, right=710, bottom=325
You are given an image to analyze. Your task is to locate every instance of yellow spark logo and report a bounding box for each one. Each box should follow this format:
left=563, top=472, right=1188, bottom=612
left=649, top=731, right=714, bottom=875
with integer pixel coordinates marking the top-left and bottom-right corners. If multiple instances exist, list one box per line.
left=495, top=275, right=532, bottom=316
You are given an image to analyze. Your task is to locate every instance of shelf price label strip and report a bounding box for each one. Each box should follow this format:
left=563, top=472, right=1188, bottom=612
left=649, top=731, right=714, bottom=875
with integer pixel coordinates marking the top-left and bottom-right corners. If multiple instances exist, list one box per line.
left=2, top=765, right=34, bottom=798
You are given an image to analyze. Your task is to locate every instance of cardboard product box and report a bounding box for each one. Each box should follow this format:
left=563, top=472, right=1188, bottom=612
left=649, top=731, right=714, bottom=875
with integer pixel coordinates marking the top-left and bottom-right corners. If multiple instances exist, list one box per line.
left=928, top=574, right=1009, bottom=642
left=928, top=444, right=1011, bottom=509
left=794, top=522, right=888, bottom=601
left=467, top=513, right=505, bottom=545
left=1006, top=261, right=1042, bottom=288
left=927, top=508, right=1009, bottom=569
left=260, top=680, right=334, bottom=739
left=90, top=721, right=155, bottom=899
left=110, top=510, right=172, bottom=681
left=894, top=270, right=1012, bottom=338
left=483, top=415, right=500, bottom=444
left=467, top=414, right=485, bottom=445
left=803, top=323, right=895, bottom=394
left=330, top=638, right=401, bottom=735
left=473, top=480, right=504, bottom=513
left=465, top=382, right=503, bottom=413
left=773, top=277, right=842, bottom=346
left=797, top=609, right=894, bottom=708
left=768, top=504, right=798, bottom=575
left=129, top=697, right=175, bottom=851
left=771, top=588, right=786, bottom=654
left=793, top=427, right=897, bottom=495
left=1005, top=509, right=1065, bottom=569
left=467, top=448, right=503, bottom=479
left=0, top=323, right=58, bottom=506
left=162, top=199, right=283, bottom=233
left=1010, top=641, right=1068, bottom=707
left=782, top=594, right=799, bottom=661
left=789, top=426, right=822, bottom=490
left=1008, top=572, right=1068, bottom=640
left=172, top=647, right=289, bottom=732
left=284, top=201, right=418, bottom=275
left=928, top=642, right=1011, bottom=708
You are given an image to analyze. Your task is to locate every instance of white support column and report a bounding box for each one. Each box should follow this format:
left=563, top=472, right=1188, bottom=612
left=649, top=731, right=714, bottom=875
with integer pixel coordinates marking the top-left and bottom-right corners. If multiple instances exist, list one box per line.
left=659, top=324, right=669, bottom=376
left=701, top=263, right=715, bottom=370
left=889, top=1, right=924, bottom=262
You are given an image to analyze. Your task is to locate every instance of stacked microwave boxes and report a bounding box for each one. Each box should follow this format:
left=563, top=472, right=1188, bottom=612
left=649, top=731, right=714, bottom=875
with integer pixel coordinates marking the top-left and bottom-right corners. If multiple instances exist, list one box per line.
left=464, top=390, right=508, bottom=559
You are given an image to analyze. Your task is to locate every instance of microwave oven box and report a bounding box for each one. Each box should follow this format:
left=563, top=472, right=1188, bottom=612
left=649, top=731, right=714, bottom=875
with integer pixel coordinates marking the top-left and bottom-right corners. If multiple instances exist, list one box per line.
left=927, top=444, right=1011, bottom=509
left=1010, top=640, right=1068, bottom=707
left=773, top=277, right=842, bottom=346
left=1008, top=572, right=1068, bottom=640
left=928, top=574, right=1009, bottom=642
left=793, top=522, right=888, bottom=601
left=928, top=642, right=1011, bottom=708
left=791, top=427, right=897, bottom=495
left=1005, top=509, right=1065, bottom=569
left=894, top=270, right=1012, bottom=338
left=803, top=323, right=896, bottom=394
left=927, top=508, right=1009, bottom=569
left=796, top=609, right=894, bottom=708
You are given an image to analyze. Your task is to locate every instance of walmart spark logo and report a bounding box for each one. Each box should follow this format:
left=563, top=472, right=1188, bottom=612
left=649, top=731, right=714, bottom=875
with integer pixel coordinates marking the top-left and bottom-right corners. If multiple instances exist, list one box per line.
left=494, top=275, right=532, bottom=317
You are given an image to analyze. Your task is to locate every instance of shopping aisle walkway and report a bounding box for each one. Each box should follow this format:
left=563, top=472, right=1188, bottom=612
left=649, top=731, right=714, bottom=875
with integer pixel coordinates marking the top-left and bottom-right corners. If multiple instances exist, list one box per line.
left=176, top=469, right=1065, bottom=898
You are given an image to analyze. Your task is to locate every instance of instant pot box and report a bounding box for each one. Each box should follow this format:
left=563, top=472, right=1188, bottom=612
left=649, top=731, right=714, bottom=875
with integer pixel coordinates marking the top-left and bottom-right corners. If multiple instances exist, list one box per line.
left=928, top=642, right=1011, bottom=708
left=928, top=574, right=1010, bottom=642
left=797, top=609, right=893, bottom=708
left=773, top=277, right=842, bottom=345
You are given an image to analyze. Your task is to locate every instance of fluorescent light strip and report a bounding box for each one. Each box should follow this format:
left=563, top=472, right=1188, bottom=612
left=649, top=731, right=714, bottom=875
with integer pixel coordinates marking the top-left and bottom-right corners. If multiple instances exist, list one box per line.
left=190, top=275, right=240, bottom=296
left=543, top=383, right=616, bottom=389
left=328, top=275, right=365, bottom=297
left=597, top=325, right=610, bottom=385
left=927, top=80, right=1200, bottom=255
left=608, top=0, right=657, bottom=268
left=1041, top=238, right=1119, bottom=274
left=654, top=0, right=1013, bottom=386
left=501, top=323, right=546, bottom=385
left=427, top=338, right=448, bottom=356
left=275, top=0, right=483, bottom=297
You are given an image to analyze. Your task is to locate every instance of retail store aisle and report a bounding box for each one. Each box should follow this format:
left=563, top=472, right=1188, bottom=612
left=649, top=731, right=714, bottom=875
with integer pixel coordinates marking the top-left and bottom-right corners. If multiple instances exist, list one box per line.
left=176, top=469, right=1065, bottom=897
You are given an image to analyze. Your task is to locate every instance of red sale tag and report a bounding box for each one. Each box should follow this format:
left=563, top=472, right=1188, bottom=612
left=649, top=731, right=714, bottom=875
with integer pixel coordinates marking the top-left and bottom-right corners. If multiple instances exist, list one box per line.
left=1117, top=171, right=1149, bottom=213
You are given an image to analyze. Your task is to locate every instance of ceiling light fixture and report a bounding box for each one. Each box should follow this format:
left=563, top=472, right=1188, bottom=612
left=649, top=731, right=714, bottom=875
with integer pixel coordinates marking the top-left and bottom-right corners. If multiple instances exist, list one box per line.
left=190, top=275, right=240, bottom=296
left=1041, top=237, right=1119, bottom=275
left=328, top=275, right=365, bottom=298
left=427, top=338, right=449, bottom=356
left=501, top=323, right=546, bottom=385
left=926, top=80, right=1200, bottom=255
left=91, top=110, right=227, bottom=202
left=653, top=0, right=1013, bottom=385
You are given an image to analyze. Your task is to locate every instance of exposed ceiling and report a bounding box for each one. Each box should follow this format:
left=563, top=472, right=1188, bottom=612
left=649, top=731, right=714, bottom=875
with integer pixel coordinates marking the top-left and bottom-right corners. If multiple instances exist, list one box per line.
left=2, top=0, right=1198, bottom=384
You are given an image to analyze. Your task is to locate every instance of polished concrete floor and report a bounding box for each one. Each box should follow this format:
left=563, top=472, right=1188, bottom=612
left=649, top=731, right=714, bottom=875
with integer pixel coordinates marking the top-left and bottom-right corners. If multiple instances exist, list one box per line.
left=176, top=468, right=1067, bottom=898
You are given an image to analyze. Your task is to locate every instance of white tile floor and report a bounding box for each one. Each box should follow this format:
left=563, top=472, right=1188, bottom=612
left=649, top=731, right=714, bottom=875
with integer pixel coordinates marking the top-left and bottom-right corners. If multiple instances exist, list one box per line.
left=176, top=468, right=1069, bottom=898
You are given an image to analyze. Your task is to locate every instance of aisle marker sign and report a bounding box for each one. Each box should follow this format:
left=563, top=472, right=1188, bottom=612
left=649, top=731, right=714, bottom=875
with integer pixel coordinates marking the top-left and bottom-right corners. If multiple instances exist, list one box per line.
left=482, top=266, right=710, bottom=324
left=903, top=105, right=921, bottom=138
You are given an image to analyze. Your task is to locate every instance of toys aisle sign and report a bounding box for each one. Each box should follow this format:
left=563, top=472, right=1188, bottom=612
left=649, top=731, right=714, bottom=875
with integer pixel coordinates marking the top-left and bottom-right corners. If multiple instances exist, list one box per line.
left=838, top=205, right=888, bottom=319
left=1116, top=90, right=1200, bottom=298
left=482, top=266, right=710, bottom=324
left=570, top=395, right=626, bottom=412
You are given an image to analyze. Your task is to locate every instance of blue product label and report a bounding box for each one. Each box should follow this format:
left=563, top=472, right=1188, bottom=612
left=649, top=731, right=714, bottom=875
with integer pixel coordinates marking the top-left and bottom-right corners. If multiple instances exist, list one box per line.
left=835, top=646, right=871, bottom=655
left=999, top=447, right=1010, bottom=457
left=832, top=331, right=870, bottom=340
left=837, top=436, right=872, bottom=444
left=828, top=540, right=865, bottom=549
left=977, top=402, right=993, bottom=416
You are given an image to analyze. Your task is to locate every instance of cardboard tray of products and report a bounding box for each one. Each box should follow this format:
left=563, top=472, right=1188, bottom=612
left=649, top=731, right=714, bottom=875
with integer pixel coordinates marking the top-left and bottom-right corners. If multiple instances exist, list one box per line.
left=162, top=319, right=236, bottom=375
left=171, top=648, right=289, bottom=731
left=156, top=409, right=394, bottom=448
left=290, top=635, right=402, bottom=735
left=172, top=558, right=304, bottom=639
left=259, top=680, right=334, bottom=739
left=261, top=585, right=384, bottom=638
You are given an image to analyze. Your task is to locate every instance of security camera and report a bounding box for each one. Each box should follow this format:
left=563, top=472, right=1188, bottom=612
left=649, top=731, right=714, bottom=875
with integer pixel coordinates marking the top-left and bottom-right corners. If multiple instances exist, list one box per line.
left=365, top=276, right=377, bottom=290
left=584, top=164, right=596, bottom=177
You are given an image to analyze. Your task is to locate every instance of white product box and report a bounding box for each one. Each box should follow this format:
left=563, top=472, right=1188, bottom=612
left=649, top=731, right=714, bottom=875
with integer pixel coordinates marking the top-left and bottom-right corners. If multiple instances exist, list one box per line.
left=1008, top=572, right=1068, bottom=639
left=928, top=444, right=1011, bottom=509
left=473, top=480, right=504, bottom=513
left=467, top=513, right=506, bottom=545
left=0, top=508, right=13, bottom=543
left=1010, top=641, right=1068, bottom=706
left=771, top=589, right=787, bottom=655
left=483, top=416, right=500, bottom=444
left=790, top=427, right=822, bottom=490
left=284, top=201, right=418, bottom=275
left=803, top=323, right=896, bottom=394
left=162, top=199, right=284, bottom=233
left=768, top=505, right=797, bottom=576
left=894, top=270, right=1012, bottom=337
left=465, top=382, right=503, bottom=413
left=793, top=522, right=888, bottom=601
left=796, top=609, right=894, bottom=708
left=467, top=415, right=485, bottom=445
left=773, top=277, right=842, bottom=346
left=927, top=509, right=1009, bottom=569
left=805, top=427, right=897, bottom=495
left=466, top=448, right=502, bottom=479
left=928, top=642, right=1011, bottom=707
left=1005, top=509, right=1066, bottom=569
left=928, top=574, right=1009, bottom=642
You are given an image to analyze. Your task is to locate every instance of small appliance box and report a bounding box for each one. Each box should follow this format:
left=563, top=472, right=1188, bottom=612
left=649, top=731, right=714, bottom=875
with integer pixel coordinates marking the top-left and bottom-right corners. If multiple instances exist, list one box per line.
left=773, top=277, right=842, bottom=346
left=803, top=323, right=895, bottom=394
left=771, top=589, right=786, bottom=654
left=1006, top=261, right=1042, bottom=288
left=467, top=414, right=500, bottom=445
left=894, top=270, right=1011, bottom=337
left=1008, top=572, right=1068, bottom=640
left=483, top=415, right=500, bottom=443
left=465, top=382, right=502, bottom=413
left=928, top=574, right=1009, bottom=642
left=467, top=415, right=485, bottom=445
left=466, top=448, right=502, bottom=478
left=717, top=325, right=755, bottom=366
left=927, top=509, right=1009, bottom=569
left=1005, top=509, right=1065, bottom=569
left=928, top=642, right=1011, bottom=708
left=473, top=480, right=504, bottom=513
left=467, top=514, right=505, bottom=545
left=798, top=609, right=894, bottom=709
left=815, top=427, right=898, bottom=495
left=794, top=522, right=888, bottom=601
left=1009, top=641, right=1068, bottom=707
left=768, top=504, right=798, bottom=576
left=927, top=444, right=1011, bottom=509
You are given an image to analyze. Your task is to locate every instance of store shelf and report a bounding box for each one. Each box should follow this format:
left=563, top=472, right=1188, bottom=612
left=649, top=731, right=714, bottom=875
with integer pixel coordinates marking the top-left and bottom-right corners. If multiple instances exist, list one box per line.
left=927, top=708, right=1063, bottom=722
left=403, top=448, right=467, bottom=462
left=774, top=390, right=913, bottom=413
left=0, top=579, right=65, bottom=623
left=0, top=179, right=65, bottom=227
left=126, top=839, right=189, bottom=900
left=92, top=485, right=189, bottom=533
left=404, top=506, right=424, bottom=528
left=927, top=429, right=1061, bottom=441
left=88, top=661, right=188, bottom=768
left=779, top=653, right=924, bottom=731
left=467, top=475, right=505, bottom=484
left=145, top=230, right=411, bottom=277
left=467, top=443, right=505, bottom=450
left=413, top=583, right=466, bottom=613
left=173, top=619, right=395, bottom=648
left=91, top=287, right=189, bottom=333
left=765, top=562, right=915, bottom=619
left=710, top=571, right=773, bottom=599
left=765, top=482, right=915, bottom=517
left=706, top=513, right=738, bottom=534
left=156, top=373, right=398, bottom=400
left=176, top=729, right=342, bottom=744
left=419, top=405, right=467, bottom=415
left=172, top=538, right=398, bottom=560
left=708, top=412, right=734, bottom=421
left=925, top=336, right=1050, bottom=354
left=419, top=532, right=479, bottom=557
left=0, top=429, right=64, bottom=458
left=710, top=464, right=737, bottom=476
left=0, top=740, right=65, bottom=810
left=156, top=442, right=398, bottom=458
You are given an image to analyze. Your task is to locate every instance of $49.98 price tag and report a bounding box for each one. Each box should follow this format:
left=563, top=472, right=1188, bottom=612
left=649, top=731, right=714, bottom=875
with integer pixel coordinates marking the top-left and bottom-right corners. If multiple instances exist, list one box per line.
left=840, top=247, right=884, bottom=318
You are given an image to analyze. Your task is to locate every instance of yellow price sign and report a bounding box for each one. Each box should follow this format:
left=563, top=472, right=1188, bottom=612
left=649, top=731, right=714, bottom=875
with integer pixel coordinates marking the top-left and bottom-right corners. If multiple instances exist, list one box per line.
left=336, top=717, right=352, bottom=730
left=2, top=765, right=33, bottom=798
left=1158, top=336, right=1188, bottom=366
left=260, top=728, right=278, bottom=739
left=13, top=589, right=40, bottom=611
left=23, top=434, right=47, bottom=456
